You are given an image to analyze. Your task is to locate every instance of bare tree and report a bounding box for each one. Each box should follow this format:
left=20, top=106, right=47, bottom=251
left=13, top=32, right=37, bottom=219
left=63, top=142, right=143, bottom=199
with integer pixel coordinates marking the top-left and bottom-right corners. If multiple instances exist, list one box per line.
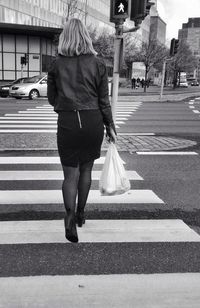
left=167, top=41, right=197, bottom=88
left=62, top=0, right=84, bottom=24
left=123, top=33, right=140, bottom=78
left=135, top=39, right=167, bottom=92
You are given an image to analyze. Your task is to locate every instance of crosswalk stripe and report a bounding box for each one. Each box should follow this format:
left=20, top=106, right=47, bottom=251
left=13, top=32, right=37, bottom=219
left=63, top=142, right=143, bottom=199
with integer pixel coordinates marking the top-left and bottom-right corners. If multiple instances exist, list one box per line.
left=1, top=117, right=56, bottom=119
left=0, top=156, right=107, bottom=164
left=0, top=126, right=120, bottom=132
left=0, top=273, right=199, bottom=307
left=0, top=120, right=57, bottom=123
left=0, top=124, right=57, bottom=128
left=18, top=108, right=138, bottom=113
left=0, top=129, right=59, bottom=133
left=5, top=114, right=57, bottom=117
left=0, top=219, right=199, bottom=244
left=18, top=111, right=56, bottom=113
left=137, top=151, right=198, bottom=155
left=0, top=170, right=142, bottom=181
left=5, top=112, right=133, bottom=116
left=0, top=189, right=164, bottom=204
left=0, top=120, right=124, bottom=128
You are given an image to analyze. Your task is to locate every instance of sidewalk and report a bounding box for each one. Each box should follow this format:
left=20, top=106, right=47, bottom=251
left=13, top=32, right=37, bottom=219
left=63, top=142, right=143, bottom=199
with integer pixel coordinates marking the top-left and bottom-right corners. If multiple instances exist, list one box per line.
left=0, top=133, right=197, bottom=153
left=118, top=86, right=200, bottom=102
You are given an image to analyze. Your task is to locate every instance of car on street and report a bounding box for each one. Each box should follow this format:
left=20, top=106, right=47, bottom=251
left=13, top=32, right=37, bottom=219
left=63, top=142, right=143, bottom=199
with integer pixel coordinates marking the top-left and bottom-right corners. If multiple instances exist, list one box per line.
left=0, top=77, right=28, bottom=98
left=179, top=81, right=188, bottom=88
left=9, top=74, right=47, bottom=99
left=191, top=80, right=199, bottom=86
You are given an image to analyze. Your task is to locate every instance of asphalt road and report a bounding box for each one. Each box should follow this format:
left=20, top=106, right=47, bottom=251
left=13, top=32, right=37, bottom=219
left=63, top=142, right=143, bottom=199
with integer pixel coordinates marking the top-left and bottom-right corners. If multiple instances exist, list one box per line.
left=0, top=95, right=200, bottom=307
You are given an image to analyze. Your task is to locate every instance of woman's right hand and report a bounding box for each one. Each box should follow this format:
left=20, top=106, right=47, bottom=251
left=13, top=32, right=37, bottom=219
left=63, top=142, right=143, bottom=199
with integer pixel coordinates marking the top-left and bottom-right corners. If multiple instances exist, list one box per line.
left=106, top=125, right=117, bottom=143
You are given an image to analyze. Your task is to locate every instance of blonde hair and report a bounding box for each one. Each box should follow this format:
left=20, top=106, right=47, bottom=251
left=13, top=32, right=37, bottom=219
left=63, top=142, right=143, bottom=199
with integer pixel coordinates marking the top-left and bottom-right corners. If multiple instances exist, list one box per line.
left=58, top=18, right=97, bottom=56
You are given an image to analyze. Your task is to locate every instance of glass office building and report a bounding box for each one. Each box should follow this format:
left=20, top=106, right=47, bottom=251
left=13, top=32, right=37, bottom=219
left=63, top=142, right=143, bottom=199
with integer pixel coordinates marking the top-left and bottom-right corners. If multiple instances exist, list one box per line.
left=0, top=0, right=115, bottom=80
left=0, top=0, right=157, bottom=81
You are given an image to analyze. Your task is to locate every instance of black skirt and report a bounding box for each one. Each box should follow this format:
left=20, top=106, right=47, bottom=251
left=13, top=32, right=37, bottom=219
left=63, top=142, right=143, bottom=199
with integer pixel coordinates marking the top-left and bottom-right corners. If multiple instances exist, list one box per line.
left=57, top=109, right=104, bottom=167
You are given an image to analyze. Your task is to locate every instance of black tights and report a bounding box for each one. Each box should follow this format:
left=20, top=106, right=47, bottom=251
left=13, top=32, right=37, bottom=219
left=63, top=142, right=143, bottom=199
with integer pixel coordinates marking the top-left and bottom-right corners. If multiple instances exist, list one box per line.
left=62, top=160, right=94, bottom=214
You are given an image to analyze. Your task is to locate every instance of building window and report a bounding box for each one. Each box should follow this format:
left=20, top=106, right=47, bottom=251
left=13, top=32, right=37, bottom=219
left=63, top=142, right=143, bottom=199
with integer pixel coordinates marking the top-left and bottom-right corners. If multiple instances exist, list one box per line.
left=2, top=35, right=15, bottom=52
left=16, top=36, right=28, bottom=53
left=3, top=53, right=15, bottom=70
left=29, top=37, right=40, bottom=53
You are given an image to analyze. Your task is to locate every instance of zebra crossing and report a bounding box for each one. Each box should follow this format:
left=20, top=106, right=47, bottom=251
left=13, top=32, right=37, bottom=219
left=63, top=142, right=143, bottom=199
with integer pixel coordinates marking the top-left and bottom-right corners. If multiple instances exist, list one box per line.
left=0, top=101, right=142, bottom=133
left=0, top=152, right=200, bottom=307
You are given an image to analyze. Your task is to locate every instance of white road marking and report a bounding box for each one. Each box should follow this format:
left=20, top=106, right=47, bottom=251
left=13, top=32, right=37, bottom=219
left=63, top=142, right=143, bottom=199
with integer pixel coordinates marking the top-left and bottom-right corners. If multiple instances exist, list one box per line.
left=193, top=110, right=200, bottom=113
left=5, top=114, right=57, bottom=117
left=5, top=112, right=132, bottom=117
left=137, top=151, right=198, bottom=155
left=0, top=122, right=123, bottom=127
left=118, top=133, right=155, bottom=136
left=0, top=189, right=164, bottom=204
left=0, top=156, right=107, bottom=164
left=0, top=125, right=57, bottom=128
left=0, top=120, right=57, bottom=123
left=0, top=170, right=141, bottom=181
left=0, top=273, right=199, bottom=307
left=0, top=129, right=58, bottom=133
left=189, top=106, right=195, bottom=108
left=0, top=117, right=57, bottom=120
left=0, top=126, right=120, bottom=132
left=18, top=111, right=55, bottom=114
left=0, top=219, right=199, bottom=244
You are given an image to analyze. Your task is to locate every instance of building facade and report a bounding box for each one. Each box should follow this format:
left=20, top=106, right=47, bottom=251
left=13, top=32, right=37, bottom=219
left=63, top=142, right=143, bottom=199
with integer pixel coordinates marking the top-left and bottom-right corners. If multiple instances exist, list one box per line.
left=0, top=0, right=158, bottom=81
left=178, top=18, right=200, bottom=80
left=0, top=0, right=115, bottom=80
left=149, top=15, right=166, bottom=45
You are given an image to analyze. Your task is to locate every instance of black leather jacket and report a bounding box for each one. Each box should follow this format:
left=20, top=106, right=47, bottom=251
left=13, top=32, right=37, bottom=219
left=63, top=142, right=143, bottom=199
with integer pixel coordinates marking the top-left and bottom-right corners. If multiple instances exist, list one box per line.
left=47, top=54, right=115, bottom=128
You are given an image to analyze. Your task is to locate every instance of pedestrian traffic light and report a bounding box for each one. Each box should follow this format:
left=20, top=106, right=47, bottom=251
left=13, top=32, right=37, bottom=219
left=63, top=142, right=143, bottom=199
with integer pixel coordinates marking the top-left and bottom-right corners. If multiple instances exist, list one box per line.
left=110, top=0, right=129, bottom=22
left=130, top=0, right=154, bottom=26
left=174, top=39, right=179, bottom=54
left=170, top=38, right=179, bottom=56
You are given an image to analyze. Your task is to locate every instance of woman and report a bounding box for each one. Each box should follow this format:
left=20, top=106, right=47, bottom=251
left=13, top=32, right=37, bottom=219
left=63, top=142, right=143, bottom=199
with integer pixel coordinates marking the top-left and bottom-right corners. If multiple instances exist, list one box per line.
left=47, top=18, right=116, bottom=243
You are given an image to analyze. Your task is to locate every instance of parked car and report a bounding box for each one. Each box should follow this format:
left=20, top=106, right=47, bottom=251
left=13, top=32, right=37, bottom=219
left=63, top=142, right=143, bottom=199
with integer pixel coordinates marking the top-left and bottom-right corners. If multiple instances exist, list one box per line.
left=179, top=81, right=188, bottom=88
left=0, top=77, right=28, bottom=98
left=191, top=80, right=199, bottom=86
left=9, top=74, right=47, bottom=99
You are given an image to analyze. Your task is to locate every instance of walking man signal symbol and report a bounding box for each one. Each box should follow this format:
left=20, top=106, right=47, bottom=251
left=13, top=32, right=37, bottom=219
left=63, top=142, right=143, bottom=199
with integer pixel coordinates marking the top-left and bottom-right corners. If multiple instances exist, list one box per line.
left=118, top=3, right=125, bottom=13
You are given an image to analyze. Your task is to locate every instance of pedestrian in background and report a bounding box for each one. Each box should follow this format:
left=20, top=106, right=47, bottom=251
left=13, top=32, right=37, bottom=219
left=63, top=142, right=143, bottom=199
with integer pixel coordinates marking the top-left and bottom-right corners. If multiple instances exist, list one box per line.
left=131, top=77, right=136, bottom=89
left=47, top=18, right=116, bottom=243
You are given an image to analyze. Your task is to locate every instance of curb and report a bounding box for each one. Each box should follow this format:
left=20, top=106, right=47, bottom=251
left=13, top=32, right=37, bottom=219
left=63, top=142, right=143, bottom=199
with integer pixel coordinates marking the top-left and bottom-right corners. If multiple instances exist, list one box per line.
left=0, top=135, right=197, bottom=153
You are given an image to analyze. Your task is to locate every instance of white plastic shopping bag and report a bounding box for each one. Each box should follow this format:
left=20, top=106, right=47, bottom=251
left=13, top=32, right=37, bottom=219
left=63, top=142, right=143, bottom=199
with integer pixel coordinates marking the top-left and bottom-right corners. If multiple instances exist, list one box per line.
left=99, top=143, right=131, bottom=195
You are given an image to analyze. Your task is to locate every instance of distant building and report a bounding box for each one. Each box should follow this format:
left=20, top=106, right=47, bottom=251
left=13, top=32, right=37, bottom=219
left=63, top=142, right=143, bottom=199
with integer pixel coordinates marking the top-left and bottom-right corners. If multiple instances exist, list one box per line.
left=149, top=15, right=166, bottom=45
left=178, top=18, right=200, bottom=80
left=149, top=13, right=166, bottom=85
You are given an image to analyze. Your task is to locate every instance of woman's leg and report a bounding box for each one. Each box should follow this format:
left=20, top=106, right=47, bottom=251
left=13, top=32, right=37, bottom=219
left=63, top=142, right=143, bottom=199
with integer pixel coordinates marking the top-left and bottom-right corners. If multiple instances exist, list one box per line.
left=62, top=164, right=80, bottom=242
left=62, top=164, right=80, bottom=214
left=76, top=160, right=94, bottom=226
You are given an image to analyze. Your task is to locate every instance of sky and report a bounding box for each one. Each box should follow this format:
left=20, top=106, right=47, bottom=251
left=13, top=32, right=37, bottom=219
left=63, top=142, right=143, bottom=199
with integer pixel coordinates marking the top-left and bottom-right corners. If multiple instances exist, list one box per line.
left=157, top=0, right=200, bottom=43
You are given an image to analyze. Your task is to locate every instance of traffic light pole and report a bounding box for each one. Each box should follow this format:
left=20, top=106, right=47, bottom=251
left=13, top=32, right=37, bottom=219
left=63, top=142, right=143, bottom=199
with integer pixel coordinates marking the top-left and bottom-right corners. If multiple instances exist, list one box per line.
left=21, top=64, right=24, bottom=78
left=159, top=60, right=166, bottom=100
left=111, top=20, right=124, bottom=122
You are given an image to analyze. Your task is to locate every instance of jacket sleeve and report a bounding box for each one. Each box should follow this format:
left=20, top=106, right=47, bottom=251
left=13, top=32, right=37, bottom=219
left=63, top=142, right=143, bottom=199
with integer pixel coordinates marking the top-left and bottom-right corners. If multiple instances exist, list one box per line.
left=97, top=60, right=116, bottom=132
left=47, top=59, right=57, bottom=107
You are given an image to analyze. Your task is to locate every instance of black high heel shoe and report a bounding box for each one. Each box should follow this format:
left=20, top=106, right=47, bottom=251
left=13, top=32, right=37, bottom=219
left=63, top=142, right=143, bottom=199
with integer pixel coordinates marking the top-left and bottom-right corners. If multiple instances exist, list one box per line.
left=76, top=210, right=85, bottom=227
left=64, top=212, right=78, bottom=243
